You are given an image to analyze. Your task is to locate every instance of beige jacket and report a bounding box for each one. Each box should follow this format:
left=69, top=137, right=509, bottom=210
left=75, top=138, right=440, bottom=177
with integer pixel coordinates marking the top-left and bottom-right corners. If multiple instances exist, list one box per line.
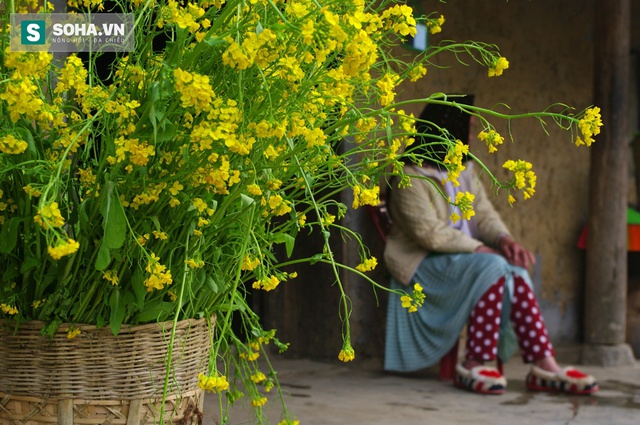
left=383, top=163, right=511, bottom=285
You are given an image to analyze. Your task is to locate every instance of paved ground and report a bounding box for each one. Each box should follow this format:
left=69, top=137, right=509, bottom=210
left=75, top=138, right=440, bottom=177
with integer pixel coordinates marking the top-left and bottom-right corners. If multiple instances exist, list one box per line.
left=204, top=356, right=640, bottom=425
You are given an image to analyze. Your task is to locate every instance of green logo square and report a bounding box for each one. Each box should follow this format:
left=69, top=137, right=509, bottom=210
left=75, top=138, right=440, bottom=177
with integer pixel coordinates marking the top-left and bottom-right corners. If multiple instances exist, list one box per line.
left=21, top=20, right=46, bottom=45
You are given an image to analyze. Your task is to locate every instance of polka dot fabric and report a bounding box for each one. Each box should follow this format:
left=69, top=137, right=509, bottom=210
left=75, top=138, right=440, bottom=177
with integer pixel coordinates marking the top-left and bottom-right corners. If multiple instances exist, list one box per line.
left=466, top=274, right=555, bottom=363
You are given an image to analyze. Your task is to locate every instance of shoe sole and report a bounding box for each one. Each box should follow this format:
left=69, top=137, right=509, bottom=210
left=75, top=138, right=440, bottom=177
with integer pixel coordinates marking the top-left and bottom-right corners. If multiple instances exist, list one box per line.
left=454, top=377, right=506, bottom=395
left=526, top=382, right=599, bottom=395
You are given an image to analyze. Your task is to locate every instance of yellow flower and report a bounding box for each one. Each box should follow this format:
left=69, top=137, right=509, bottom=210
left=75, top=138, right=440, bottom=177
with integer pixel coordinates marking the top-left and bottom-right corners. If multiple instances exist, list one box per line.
left=174, top=68, right=217, bottom=112
left=241, top=255, right=261, bottom=271
left=197, top=372, right=229, bottom=393
left=355, top=257, right=378, bottom=272
left=488, top=56, right=509, bottom=77
left=503, top=159, right=537, bottom=201
left=278, top=420, right=300, bottom=425
left=251, top=372, right=267, bottom=384
left=453, top=191, right=476, bottom=221
left=251, top=397, right=268, bottom=407
left=153, top=230, right=168, bottom=240
left=185, top=258, right=205, bottom=269
left=144, top=253, right=173, bottom=291
left=102, top=270, right=119, bottom=286
left=169, top=181, right=184, bottom=196
left=192, top=198, right=208, bottom=213
left=67, top=327, right=81, bottom=339
left=400, top=283, right=425, bottom=313
left=268, top=195, right=292, bottom=216
left=247, top=184, right=262, bottom=196
left=23, top=184, right=42, bottom=197
left=376, top=73, right=401, bottom=106
left=478, top=129, right=504, bottom=153
left=252, top=276, right=281, bottom=291
left=338, top=341, right=355, bottom=362
left=0, top=134, right=28, bottom=155
left=408, top=64, right=427, bottom=82
left=32, top=298, right=45, bottom=309
left=0, top=303, right=18, bottom=315
left=426, top=14, right=445, bottom=34
left=575, top=107, right=603, bottom=147
left=443, top=140, right=469, bottom=186
left=322, top=213, right=336, bottom=226
left=47, top=238, right=80, bottom=260
left=352, top=185, right=380, bottom=209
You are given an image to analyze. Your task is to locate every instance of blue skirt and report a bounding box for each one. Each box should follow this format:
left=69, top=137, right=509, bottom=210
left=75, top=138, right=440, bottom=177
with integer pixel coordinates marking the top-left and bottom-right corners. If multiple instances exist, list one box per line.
left=384, top=252, right=533, bottom=372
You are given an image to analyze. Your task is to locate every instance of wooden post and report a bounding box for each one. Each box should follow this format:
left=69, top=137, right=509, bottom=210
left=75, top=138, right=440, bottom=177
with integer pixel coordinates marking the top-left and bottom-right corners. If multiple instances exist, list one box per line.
left=583, top=0, right=635, bottom=365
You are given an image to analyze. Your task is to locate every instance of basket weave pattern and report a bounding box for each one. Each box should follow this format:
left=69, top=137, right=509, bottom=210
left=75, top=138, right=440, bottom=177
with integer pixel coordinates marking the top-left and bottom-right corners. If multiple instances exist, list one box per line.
left=0, top=317, right=213, bottom=424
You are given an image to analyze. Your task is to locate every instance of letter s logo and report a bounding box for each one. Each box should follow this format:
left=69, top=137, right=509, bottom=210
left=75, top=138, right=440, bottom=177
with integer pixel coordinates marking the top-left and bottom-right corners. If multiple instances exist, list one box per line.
left=26, top=23, right=41, bottom=42
left=21, top=20, right=46, bottom=45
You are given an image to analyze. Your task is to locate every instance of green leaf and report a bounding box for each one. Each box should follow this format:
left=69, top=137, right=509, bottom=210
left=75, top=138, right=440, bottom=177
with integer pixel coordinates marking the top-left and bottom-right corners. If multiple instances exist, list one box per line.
left=240, top=193, right=254, bottom=208
left=131, top=268, right=146, bottom=309
left=309, top=253, right=324, bottom=265
left=14, top=127, right=36, bottom=158
left=135, top=300, right=174, bottom=323
left=2, top=263, right=20, bottom=282
left=41, top=318, right=63, bottom=338
left=95, top=242, right=110, bottom=271
left=205, top=275, right=219, bottom=294
left=283, top=234, right=295, bottom=258
left=96, top=313, right=106, bottom=329
left=191, top=268, right=206, bottom=294
left=204, top=36, right=226, bottom=47
left=0, top=217, right=21, bottom=254
left=100, top=182, right=127, bottom=250
left=109, top=289, right=126, bottom=335
left=20, top=257, right=39, bottom=274
left=271, top=233, right=295, bottom=257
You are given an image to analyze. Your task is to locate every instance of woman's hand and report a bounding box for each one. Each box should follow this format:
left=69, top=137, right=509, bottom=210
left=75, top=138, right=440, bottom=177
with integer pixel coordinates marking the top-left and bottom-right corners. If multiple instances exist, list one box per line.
left=497, top=236, right=536, bottom=269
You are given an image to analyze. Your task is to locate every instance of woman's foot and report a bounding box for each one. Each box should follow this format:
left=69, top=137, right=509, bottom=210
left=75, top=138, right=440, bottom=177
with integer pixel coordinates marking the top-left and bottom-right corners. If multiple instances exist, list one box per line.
left=455, top=359, right=507, bottom=395
left=526, top=357, right=598, bottom=395
left=533, top=356, right=561, bottom=374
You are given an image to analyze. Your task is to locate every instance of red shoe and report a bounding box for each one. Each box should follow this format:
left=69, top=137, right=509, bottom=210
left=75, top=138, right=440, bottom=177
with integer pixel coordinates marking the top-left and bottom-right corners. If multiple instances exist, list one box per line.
left=526, top=366, right=599, bottom=395
left=454, top=364, right=507, bottom=395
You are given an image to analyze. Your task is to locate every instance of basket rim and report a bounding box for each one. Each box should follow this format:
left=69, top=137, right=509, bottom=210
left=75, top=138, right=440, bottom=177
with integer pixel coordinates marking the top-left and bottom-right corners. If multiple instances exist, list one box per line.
left=0, top=315, right=215, bottom=335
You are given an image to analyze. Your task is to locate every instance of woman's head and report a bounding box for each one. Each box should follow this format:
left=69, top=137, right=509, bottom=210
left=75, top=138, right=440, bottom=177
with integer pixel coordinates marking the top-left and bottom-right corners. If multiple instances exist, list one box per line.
left=410, top=95, right=475, bottom=167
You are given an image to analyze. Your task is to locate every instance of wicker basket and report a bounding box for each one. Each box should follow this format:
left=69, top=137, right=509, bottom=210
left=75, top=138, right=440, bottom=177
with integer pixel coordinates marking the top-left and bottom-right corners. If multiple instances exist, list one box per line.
left=0, top=317, right=214, bottom=425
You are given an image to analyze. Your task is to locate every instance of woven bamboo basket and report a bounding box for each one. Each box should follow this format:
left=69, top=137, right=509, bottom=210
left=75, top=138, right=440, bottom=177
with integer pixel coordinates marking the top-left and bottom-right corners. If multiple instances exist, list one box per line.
left=0, top=317, right=214, bottom=425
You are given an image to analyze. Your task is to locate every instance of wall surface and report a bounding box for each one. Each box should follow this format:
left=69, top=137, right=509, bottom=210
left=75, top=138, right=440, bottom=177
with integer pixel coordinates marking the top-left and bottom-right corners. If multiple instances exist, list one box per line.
left=392, top=0, right=596, bottom=344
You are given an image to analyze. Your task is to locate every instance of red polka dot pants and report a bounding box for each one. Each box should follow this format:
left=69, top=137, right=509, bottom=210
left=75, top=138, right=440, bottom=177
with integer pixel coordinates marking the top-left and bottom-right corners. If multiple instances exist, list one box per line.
left=465, top=275, right=555, bottom=363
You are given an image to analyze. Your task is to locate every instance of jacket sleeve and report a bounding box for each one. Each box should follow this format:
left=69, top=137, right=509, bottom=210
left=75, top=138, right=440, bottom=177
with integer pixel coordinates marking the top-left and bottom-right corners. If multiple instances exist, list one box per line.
left=390, top=174, right=484, bottom=253
left=468, top=169, right=511, bottom=247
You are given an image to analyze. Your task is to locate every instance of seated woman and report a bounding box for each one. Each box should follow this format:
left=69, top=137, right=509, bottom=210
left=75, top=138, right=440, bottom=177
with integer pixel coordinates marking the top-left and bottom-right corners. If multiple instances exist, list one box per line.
left=383, top=97, right=598, bottom=395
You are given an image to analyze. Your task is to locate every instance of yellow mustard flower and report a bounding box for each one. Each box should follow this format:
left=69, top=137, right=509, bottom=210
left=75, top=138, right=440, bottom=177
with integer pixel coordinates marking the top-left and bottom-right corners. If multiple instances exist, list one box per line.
left=47, top=238, right=80, bottom=260
left=102, top=270, right=119, bottom=286
left=197, top=372, right=229, bottom=393
left=478, top=129, right=505, bottom=153
left=426, top=14, right=445, bottom=34
left=488, top=56, right=509, bottom=77
left=0, top=303, right=19, bottom=315
left=575, top=107, right=603, bottom=147
left=0, top=134, right=28, bottom=155
left=355, top=257, right=378, bottom=272
left=401, top=283, right=425, bottom=313
left=338, top=340, right=356, bottom=362
left=67, top=327, right=81, bottom=339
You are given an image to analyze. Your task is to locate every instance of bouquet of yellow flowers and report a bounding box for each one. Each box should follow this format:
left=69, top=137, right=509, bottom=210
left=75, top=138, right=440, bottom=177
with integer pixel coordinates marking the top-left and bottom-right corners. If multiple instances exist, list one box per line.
left=0, top=0, right=601, bottom=423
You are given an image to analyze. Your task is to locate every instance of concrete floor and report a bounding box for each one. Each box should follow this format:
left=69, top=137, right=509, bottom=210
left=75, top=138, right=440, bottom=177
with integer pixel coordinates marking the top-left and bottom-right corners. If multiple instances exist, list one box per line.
left=203, top=356, right=640, bottom=425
